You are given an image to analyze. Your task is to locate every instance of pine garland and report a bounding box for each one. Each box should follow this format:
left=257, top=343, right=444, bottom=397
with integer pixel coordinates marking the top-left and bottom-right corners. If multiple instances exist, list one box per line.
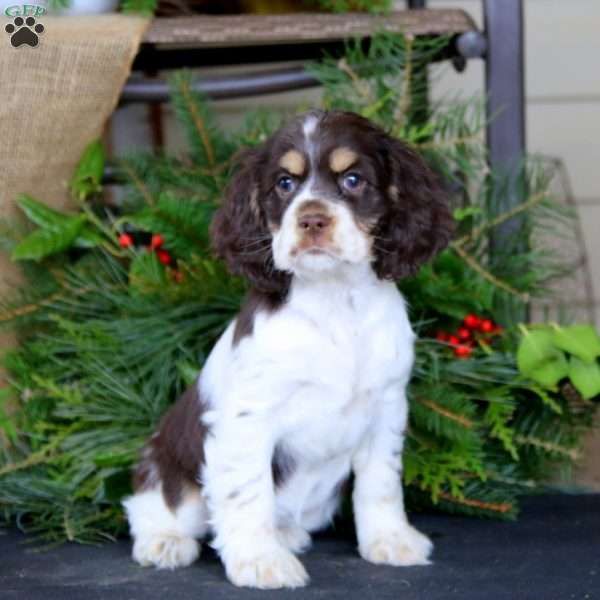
left=0, top=34, right=598, bottom=544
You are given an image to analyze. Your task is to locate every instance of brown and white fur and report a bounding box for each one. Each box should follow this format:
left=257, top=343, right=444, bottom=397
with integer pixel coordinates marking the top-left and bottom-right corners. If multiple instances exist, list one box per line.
left=123, top=110, right=454, bottom=589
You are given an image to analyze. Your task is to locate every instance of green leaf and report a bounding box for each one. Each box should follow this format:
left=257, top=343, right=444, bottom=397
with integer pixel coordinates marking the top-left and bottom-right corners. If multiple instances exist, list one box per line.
left=69, top=140, right=105, bottom=201
left=526, top=354, right=570, bottom=389
left=552, top=325, right=600, bottom=364
left=16, top=194, right=72, bottom=229
left=12, top=216, right=85, bottom=261
left=517, top=327, right=571, bottom=389
left=74, top=226, right=105, bottom=249
left=16, top=194, right=103, bottom=250
left=516, top=329, right=557, bottom=375
left=569, top=357, right=600, bottom=400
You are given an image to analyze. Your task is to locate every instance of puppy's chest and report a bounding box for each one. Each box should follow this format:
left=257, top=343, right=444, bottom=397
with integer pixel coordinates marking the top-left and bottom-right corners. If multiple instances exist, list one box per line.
left=306, top=302, right=401, bottom=392
left=279, top=307, right=402, bottom=457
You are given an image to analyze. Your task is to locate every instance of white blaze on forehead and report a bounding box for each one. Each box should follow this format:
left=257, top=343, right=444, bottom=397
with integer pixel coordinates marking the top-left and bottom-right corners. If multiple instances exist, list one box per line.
left=302, top=113, right=320, bottom=173
left=302, top=114, right=319, bottom=140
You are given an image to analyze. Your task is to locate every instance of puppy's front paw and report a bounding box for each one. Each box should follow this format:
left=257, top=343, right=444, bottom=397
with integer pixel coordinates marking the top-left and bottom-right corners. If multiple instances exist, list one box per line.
left=226, top=546, right=309, bottom=589
left=277, top=525, right=311, bottom=554
left=360, top=524, right=433, bottom=567
left=133, top=534, right=200, bottom=569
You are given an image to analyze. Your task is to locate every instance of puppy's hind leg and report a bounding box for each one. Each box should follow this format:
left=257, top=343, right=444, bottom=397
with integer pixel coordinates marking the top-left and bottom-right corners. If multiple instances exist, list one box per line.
left=123, top=483, right=209, bottom=570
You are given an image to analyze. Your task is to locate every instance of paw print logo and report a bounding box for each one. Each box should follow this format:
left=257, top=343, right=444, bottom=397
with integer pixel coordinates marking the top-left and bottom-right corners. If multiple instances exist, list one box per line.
left=5, top=17, right=45, bottom=48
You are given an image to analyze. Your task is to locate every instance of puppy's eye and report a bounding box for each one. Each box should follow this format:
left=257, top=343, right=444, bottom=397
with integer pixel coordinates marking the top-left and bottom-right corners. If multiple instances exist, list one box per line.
left=342, top=172, right=364, bottom=191
left=277, top=175, right=297, bottom=194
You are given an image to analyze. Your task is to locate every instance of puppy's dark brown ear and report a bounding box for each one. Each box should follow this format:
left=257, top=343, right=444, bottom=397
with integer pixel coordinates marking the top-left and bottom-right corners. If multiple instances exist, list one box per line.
left=373, top=136, right=455, bottom=280
left=210, top=148, right=290, bottom=294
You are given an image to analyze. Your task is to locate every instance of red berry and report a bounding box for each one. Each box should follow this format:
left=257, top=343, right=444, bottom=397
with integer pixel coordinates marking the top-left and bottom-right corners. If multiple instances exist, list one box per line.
left=463, top=314, right=481, bottom=329
left=480, top=319, right=494, bottom=333
left=157, top=249, right=172, bottom=265
left=448, top=335, right=460, bottom=346
left=457, top=327, right=471, bottom=340
left=150, top=234, right=164, bottom=249
left=436, top=331, right=449, bottom=342
left=454, top=345, right=472, bottom=358
left=118, top=233, right=133, bottom=248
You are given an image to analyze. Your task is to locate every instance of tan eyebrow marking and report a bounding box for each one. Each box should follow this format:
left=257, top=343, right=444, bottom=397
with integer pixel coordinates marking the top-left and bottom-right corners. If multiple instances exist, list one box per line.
left=329, top=147, right=358, bottom=173
left=279, top=150, right=306, bottom=176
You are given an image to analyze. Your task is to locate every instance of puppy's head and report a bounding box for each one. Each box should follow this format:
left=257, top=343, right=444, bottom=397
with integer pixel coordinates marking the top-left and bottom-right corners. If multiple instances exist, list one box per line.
left=211, top=110, right=454, bottom=292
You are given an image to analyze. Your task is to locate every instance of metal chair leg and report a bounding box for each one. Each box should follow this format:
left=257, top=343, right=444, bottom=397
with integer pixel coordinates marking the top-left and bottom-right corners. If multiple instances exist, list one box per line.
left=483, top=0, right=527, bottom=323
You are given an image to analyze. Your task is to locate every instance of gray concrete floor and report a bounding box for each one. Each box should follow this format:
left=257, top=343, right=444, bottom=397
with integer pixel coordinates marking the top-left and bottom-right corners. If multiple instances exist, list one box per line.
left=1, top=494, right=599, bottom=600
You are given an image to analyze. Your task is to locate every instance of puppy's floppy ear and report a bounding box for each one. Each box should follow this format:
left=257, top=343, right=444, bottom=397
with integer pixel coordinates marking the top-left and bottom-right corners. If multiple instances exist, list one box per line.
left=210, top=147, right=290, bottom=294
left=373, top=136, right=455, bottom=280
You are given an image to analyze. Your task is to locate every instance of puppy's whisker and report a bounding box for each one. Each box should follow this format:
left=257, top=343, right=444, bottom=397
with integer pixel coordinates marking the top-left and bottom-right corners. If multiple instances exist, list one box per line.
left=241, top=234, right=272, bottom=243
left=238, top=247, right=270, bottom=257
left=372, top=244, right=394, bottom=255
left=240, top=238, right=272, bottom=249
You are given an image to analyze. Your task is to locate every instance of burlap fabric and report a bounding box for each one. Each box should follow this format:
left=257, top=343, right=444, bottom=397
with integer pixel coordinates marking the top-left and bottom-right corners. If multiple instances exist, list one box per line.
left=0, top=15, right=150, bottom=382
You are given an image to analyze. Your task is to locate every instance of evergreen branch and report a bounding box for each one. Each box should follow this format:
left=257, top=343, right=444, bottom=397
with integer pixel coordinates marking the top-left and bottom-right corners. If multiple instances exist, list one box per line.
left=417, top=397, right=475, bottom=429
left=484, top=472, right=536, bottom=489
left=78, top=204, right=122, bottom=252
left=0, top=425, right=78, bottom=477
left=121, top=0, right=158, bottom=15
left=120, top=161, right=156, bottom=207
left=337, top=58, right=374, bottom=104
left=0, top=32, right=595, bottom=538
left=453, top=190, right=547, bottom=248
left=451, top=243, right=530, bottom=302
left=175, top=77, right=216, bottom=170
left=0, top=279, right=125, bottom=323
left=514, top=435, right=581, bottom=460
left=395, top=35, right=413, bottom=131
left=171, top=156, right=233, bottom=179
left=80, top=508, right=120, bottom=531
left=0, top=291, right=63, bottom=323
left=416, top=133, right=481, bottom=150
left=438, top=491, right=514, bottom=514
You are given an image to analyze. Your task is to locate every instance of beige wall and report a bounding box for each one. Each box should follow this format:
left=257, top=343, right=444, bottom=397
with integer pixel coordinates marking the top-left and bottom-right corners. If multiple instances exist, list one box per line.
left=427, top=0, right=600, bottom=323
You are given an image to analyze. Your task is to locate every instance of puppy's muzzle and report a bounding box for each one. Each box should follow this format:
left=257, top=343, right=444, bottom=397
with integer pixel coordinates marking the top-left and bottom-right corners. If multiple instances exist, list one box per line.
left=293, top=200, right=338, bottom=257
left=296, top=200, right=333, bottom=238
left=298, top=212, right=332, bottom=234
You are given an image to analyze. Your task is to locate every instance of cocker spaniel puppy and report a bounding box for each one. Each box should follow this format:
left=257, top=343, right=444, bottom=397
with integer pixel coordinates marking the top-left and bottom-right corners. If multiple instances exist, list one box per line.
left=123, top=110, right=454, bottom=589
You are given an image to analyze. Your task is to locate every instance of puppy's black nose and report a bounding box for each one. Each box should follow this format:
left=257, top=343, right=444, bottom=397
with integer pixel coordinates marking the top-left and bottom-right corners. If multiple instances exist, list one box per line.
left=298, top=213, right=332, bottom=232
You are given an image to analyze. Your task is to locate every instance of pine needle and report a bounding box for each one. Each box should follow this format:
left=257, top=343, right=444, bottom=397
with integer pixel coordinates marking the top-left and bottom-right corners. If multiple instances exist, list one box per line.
left=438, top=491, right=514, bottom=514
left=417, top=397, right=475, bottom=429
